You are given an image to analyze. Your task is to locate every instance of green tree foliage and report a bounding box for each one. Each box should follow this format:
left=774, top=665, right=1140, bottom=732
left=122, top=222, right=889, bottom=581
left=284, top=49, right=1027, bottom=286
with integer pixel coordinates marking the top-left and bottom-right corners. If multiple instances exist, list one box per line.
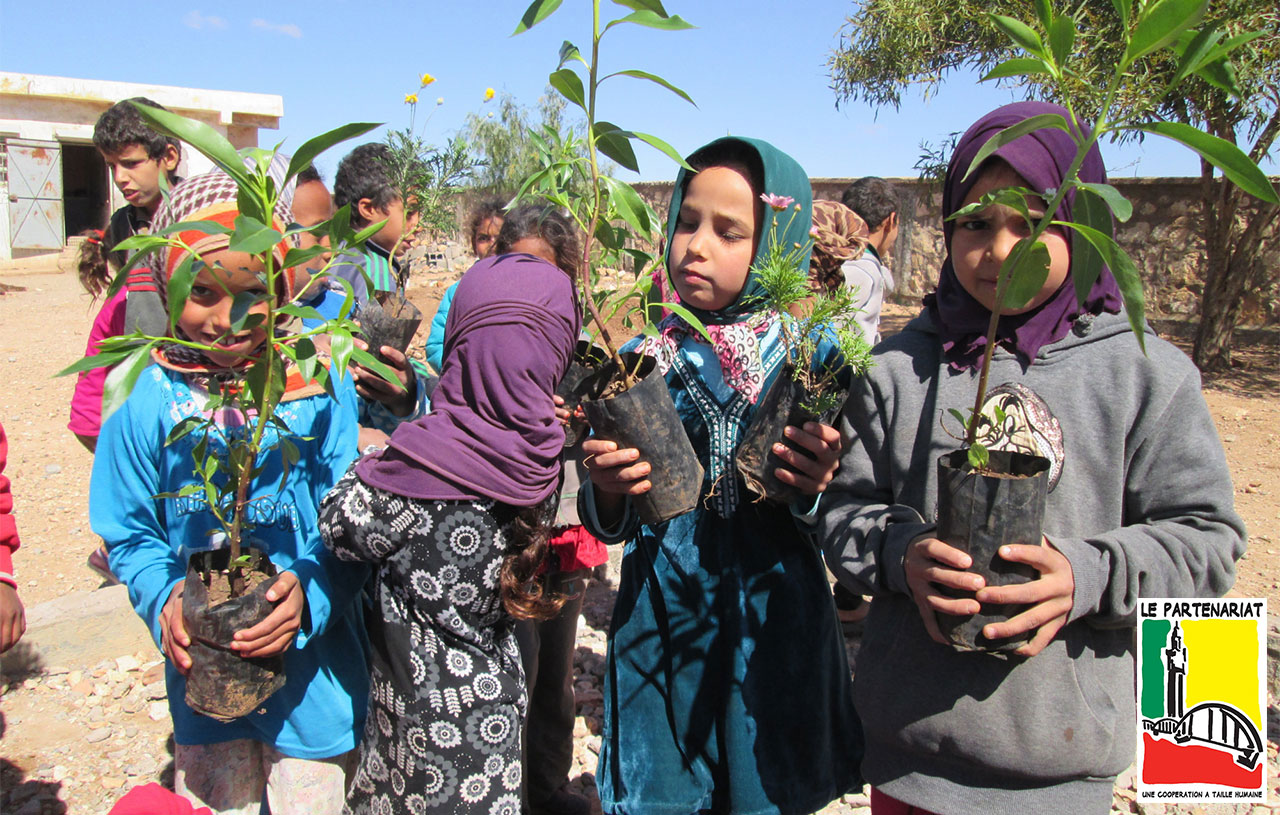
left=464, top=91, right=569, bottom=195
left=829, top=0, right=1280, bottom=370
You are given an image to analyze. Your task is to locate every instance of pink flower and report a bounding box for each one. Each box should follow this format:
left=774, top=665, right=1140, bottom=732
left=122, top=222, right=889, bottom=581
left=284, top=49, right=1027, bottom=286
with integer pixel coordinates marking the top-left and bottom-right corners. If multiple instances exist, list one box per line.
left=760, top=193, right=794, bottom=211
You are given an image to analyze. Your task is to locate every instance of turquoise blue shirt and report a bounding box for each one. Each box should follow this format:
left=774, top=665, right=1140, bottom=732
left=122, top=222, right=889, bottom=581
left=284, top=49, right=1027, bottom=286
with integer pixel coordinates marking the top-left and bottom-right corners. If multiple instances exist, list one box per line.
left=90, top=364, right=370, bottom=758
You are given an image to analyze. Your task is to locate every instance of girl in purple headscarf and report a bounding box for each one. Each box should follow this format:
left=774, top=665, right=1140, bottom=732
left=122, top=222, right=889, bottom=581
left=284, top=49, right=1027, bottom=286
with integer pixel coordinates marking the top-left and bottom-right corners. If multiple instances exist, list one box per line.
left=318, top=251, right=580, bottom=815
left=817, top=102, right=1244, bottom=814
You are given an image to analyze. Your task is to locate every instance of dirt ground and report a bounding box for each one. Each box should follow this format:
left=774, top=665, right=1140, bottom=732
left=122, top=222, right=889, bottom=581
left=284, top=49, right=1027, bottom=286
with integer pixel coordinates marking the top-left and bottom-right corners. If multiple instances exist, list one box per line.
left=0, top=261, right=1276, bottom=814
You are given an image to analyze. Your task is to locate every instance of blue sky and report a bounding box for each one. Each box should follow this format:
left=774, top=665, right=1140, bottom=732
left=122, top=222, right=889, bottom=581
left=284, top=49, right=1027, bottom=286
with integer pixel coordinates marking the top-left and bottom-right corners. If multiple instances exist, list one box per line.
left=1, top=0, right=1213, bottom=182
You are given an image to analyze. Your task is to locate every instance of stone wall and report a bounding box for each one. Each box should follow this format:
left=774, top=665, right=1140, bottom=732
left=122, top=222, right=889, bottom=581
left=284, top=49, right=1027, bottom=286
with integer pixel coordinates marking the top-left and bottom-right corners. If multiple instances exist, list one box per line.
left=634, top=177, right=1280, bottom=327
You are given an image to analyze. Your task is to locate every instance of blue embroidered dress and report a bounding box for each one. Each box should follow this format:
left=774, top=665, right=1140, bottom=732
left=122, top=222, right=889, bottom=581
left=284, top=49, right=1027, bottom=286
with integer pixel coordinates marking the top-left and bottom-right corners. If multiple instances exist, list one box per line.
left=583, top=323, right=863, bottom=815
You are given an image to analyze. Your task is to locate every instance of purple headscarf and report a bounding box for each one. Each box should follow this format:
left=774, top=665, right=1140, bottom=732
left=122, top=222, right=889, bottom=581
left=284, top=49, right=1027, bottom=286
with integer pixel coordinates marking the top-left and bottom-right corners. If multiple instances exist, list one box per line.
left=355, top=253, right=580, bottom=506
left=925, top=101, right=1122, bottom=370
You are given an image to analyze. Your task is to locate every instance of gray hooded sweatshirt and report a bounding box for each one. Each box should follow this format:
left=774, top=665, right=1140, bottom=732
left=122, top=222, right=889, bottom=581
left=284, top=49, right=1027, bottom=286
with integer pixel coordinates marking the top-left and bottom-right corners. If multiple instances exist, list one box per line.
left=818, top=310, right=1245, bottom=814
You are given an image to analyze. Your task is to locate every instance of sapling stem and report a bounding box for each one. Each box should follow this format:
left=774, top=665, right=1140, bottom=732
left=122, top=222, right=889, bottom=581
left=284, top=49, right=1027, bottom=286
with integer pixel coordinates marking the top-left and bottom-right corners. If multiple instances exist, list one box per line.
left=577, top=0, right=634, bottom=389
left=963, top=71, right=1120, bottom=450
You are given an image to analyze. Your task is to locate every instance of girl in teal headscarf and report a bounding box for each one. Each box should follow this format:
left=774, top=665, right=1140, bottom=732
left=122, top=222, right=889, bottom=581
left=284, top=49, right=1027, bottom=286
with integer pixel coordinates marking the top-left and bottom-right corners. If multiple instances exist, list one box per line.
left=581, top=137, right=864, bottom=814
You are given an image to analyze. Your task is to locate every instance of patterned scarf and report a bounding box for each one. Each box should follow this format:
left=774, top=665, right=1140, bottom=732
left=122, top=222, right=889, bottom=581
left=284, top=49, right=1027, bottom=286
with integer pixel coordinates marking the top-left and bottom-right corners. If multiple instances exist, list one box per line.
left=145, top=172, right=295, bottom=378
left=642, top=136, right=812, bottom=403
left=637, top=310, right=777, bottom=404
left=809, top=199, right=870, bottom=293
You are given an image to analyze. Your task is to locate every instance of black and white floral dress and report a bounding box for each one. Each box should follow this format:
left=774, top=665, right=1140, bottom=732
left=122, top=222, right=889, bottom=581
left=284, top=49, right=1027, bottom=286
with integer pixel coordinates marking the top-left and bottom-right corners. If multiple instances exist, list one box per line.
left=320, top=469, right=528, bottom=815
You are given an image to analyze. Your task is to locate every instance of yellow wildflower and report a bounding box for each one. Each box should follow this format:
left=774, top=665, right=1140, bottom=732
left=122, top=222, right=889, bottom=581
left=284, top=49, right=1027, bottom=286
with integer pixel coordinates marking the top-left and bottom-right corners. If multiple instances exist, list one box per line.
left=484, top=87, right=496, bottom=101
left=420, top=73, right=436, bottom=87
left=404, top=93, right=419, bottom=104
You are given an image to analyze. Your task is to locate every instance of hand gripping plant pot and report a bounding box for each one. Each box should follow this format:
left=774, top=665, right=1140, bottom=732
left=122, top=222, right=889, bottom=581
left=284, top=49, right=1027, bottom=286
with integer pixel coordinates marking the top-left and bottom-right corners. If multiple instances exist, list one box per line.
left=735, top=363, right=821, bottom=505
left=556, top=340, right=608, bottom=447
left=358, top=292, right=424, bottom=365
left=580, top=352, right=704, bottom=525
left=182, top=546, right=287, bottom=721
left=933, top=449, right=1051, bottom=655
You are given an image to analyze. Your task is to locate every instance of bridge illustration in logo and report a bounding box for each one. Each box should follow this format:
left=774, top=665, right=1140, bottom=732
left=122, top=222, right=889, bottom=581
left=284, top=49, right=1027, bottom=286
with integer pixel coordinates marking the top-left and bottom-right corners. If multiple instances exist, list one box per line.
left=1142, top=622, right=1264, bottom=770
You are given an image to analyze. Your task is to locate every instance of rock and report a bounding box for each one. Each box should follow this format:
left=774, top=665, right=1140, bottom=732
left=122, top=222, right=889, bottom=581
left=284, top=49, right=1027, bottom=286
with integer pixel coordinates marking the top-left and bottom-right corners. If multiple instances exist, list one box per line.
left=149, top=700, right=169, bottom=721
left=100, top=775, right=125, bottom=789
left=142, top=663, right=166, bottom=684
left=45, top=464, right=61, bottom=475
left=143, top=680, right=167, bottom=700
left=71, top=679, right=94, bottom=695
left=85, top=727, right=111, bottom=743
left=115, top=655, right=141, bottom=672
left=52, top=764, right=67, bottom=782
left=125, top=726, right=138, bottom=738
left=123, top=694, right=147, bottom=714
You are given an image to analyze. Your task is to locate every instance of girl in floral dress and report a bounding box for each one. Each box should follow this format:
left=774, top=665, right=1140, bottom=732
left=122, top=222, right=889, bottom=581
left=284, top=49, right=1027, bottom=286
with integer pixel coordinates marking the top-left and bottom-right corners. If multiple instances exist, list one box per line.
left=320, top=251, right=579, bottom=815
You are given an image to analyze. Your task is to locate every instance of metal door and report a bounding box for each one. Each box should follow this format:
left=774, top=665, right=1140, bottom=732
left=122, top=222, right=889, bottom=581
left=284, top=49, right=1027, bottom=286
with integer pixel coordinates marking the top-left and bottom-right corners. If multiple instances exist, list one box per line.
left=6, top=139, right=64, bottom=250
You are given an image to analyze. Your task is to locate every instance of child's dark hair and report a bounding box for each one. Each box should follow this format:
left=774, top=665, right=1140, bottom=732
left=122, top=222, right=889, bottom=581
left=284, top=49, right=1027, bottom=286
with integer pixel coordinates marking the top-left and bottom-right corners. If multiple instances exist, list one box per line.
left=686, top=140, right=766, bottom=200
left=93, top=98, right=181, bottom=164
left=841, top=177, right=899, bottom=232
left=468, top=199, right=506, bottom=246
left=296, top=164, right=324, bottom=185
left=495, top=203, right=582, bottom=278
left=333, top=143, right=396, bottom=225
left=499, top=504, right=567, bottom=620
left=75, top=229, right=111, bottom=300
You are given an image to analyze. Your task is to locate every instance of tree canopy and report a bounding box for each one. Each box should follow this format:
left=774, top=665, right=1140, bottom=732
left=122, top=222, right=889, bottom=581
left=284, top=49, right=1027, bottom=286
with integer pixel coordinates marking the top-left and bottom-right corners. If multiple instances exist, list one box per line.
left=828, top=0, right=1279, bottom=369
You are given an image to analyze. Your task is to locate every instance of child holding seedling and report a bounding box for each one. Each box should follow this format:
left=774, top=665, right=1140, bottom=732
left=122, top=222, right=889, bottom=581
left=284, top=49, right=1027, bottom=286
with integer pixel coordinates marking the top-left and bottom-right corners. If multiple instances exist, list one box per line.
left=90, top=172, right=370, bottom=815
left=581, top=137, right=863, bottom=815
left=817, top=102, right=1245, bottom=814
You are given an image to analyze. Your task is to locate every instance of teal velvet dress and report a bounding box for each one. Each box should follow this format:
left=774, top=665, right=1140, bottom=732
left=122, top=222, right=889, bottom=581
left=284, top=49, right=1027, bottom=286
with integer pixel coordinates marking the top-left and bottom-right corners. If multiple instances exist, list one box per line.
left=585, top=325, right=864, bottom=815
left=583, top=136, right=864, bottom=815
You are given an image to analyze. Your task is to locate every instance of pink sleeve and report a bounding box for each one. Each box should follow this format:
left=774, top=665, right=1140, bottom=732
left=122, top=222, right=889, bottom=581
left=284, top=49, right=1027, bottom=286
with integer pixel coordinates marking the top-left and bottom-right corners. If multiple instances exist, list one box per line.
left=67, top=288, right=129, bottom=438
left=0, top=422, right=19, bottom=587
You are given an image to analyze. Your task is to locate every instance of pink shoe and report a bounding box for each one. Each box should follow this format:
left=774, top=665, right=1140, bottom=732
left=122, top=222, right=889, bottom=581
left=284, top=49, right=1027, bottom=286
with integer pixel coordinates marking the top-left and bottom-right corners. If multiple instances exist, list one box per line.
left=87, top=545, right=119, bottom=585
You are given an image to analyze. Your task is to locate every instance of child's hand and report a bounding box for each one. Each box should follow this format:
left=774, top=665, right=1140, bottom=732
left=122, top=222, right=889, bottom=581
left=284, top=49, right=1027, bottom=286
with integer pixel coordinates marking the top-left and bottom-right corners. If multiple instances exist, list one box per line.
left=771, top=422, right=843, bottom=495
left=160, top=584, right=193, bottom=675
left=903, top=535, right=985, bottom=645
left=0, top=583, right=26, bottom=653
left=582, top=439, right=651, bottom=496
left=553, top=394, right=572, bottom=426
left=352, top=340, right=417, bottom=417
left=231, top=571, right=305, bottom=659
left=975, top=539, right=1075, bottom=657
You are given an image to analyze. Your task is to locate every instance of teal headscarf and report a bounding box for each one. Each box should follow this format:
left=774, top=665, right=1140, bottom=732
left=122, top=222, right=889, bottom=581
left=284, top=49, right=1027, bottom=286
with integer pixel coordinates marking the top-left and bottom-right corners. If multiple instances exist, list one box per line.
left=663, top=136, right=813, bottom=326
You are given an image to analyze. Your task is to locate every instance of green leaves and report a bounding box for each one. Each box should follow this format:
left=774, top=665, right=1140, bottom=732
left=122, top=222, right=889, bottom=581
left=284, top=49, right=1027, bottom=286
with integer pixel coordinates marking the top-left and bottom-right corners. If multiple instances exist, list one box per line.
left=1076, top=181, right=1132, bottom=222
left=1059, top=221, right=1147, bottom=352
left=997, top=239, right=1051, bottom=312
left=963, top=113, right=1070, bottom=180
left=513, top=0, right=563, bottom=34
left=166, top=254, right=199, bottom=335
left=989, top=14, right=1045, bottom=59
left=1068, top=187, right=1112, bottom=302
left=285, top=122, right=380, bottom=183
left=594, top=122, right=639, bottom=172
left=603, top=10, right=694, bottom=32
left=601, top=69, right=696, bottom=107
left=549, top=68, right=587, bottom=112
left=1047, top=14, right=1075, bottom=65
left=601, top=175, right=651, bottom=234
left=1129, top=122, right=1278, bottom=203
left=1123, top=0, right=1207, bottom=67
left=131, top=102, right=249, bottom=189
left=982, top=58, right=1053, bottom=81
left=967, top=442, right=990, bottom=471
left=228, top=215, right=283, bottom=255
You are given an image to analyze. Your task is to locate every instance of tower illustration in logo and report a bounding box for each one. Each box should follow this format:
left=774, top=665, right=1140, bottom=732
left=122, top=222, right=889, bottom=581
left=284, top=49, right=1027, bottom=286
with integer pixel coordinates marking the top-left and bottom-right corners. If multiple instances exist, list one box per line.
left=1142, top=621, right=1263, bottom=771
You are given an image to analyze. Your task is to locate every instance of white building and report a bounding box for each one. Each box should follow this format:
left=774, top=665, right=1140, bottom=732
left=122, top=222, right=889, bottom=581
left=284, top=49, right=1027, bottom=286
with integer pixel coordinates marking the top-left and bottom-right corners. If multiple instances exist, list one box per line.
left=0, top=72, right=283, bottom=260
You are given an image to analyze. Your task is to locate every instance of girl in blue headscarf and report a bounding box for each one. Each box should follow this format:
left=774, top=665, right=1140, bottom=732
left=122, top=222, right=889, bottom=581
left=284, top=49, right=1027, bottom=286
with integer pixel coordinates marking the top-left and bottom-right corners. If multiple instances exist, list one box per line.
left=581, top=137, right=864, bottom=815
